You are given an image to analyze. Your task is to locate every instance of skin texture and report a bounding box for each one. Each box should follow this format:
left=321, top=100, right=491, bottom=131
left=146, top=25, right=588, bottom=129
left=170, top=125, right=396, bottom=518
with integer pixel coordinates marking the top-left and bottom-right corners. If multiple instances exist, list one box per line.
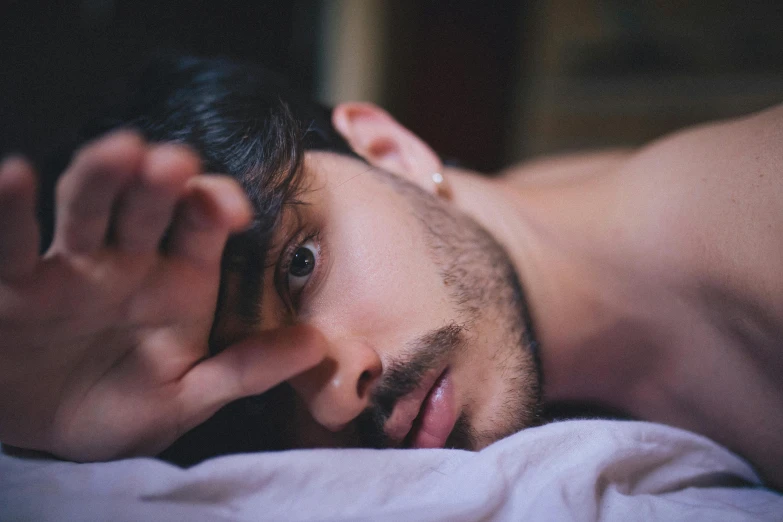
left=219, top=101, right=783, bottom=490
left=215, top=151, right=539, bottom=450
left=444, top=106, right=783, bottom=489
left=0, top=101, right=781, bottom=491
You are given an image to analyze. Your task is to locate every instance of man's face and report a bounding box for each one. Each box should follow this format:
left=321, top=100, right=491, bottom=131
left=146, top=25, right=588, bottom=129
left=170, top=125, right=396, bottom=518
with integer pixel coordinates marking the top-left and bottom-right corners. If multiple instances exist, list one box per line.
left=216, top=151, right=540, bottom=450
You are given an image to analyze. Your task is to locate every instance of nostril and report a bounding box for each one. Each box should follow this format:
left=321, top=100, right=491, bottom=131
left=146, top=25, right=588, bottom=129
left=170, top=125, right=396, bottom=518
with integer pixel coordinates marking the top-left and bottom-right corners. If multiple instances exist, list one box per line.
left=357, top=370, right=374, bottom=399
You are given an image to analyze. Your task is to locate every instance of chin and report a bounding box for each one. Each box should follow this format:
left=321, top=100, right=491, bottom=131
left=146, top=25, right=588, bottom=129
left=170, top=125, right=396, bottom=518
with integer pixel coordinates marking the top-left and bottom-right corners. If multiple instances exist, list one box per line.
left=449, top=383, right=542, bottom=451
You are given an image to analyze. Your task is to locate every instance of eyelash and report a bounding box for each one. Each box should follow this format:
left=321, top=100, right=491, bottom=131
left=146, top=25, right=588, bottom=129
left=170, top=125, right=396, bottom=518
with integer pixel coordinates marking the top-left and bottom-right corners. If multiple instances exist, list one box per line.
left=275, top=229, right=323, bottom=314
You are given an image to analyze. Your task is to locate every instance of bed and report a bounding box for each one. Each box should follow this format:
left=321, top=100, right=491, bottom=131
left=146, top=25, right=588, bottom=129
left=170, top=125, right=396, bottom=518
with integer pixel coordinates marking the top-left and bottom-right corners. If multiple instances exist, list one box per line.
left=2, top=419, right=780, bottom=521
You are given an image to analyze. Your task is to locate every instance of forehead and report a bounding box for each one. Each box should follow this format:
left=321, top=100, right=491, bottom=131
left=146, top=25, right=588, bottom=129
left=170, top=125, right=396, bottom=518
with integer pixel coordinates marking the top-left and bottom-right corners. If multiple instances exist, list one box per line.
left=279, top=150, right=425, bottom=240
left=301, top=151, right=382, bottom=197
left=298, top=150, right=439, bottom=220
left=265, top=151, right=382, bottom=249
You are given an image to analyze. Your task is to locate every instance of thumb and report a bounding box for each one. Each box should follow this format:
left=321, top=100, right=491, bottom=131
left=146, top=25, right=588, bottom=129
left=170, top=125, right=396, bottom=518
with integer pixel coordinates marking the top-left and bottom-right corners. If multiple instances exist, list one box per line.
left=177, top=324, right=327, bottom=430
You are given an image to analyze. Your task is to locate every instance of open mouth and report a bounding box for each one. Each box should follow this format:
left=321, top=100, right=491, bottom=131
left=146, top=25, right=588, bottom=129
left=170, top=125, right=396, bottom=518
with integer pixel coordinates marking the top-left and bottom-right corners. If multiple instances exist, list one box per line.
left=403, top=368, right=458, bottom=449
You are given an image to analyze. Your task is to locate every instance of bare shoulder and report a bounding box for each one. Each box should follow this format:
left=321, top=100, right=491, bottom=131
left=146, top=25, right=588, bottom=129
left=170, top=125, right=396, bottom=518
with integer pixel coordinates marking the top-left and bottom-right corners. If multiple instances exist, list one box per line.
left=498, top=148, right=633, bottom=186
left=614, top=106, right=783, bottom=489
left=616, top=104, right=783, bottom=350
left=619, top=104, right=783, bottom=286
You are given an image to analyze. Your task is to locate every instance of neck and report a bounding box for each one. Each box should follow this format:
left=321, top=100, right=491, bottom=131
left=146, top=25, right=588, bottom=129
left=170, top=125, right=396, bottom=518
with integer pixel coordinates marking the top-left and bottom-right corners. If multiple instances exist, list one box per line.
left=443, top=166, right=671, bottom=413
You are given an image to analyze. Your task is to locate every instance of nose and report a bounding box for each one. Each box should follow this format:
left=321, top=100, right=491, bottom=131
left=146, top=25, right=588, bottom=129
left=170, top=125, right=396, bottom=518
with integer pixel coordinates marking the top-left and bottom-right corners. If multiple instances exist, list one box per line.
left=288, top=333, right=382, bottom=431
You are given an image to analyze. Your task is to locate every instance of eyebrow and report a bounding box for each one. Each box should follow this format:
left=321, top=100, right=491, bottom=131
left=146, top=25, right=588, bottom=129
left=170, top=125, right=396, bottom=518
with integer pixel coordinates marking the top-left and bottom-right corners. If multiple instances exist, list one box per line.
left=233, top=234, right=268, bottom=324
left=208, top=232, right=268, bottom=353
left=212, top=200, right=309, bottom=348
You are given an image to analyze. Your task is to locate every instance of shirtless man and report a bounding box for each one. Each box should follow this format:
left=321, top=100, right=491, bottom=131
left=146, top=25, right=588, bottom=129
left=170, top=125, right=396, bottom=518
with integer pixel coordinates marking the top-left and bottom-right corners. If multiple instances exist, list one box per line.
left=0, top=57, right=780, bottom=489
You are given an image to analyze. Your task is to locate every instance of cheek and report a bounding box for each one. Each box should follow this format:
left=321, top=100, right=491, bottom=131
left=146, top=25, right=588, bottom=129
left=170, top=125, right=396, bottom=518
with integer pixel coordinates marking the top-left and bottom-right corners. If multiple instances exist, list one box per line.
left=308, top=205, right=452, bottom=345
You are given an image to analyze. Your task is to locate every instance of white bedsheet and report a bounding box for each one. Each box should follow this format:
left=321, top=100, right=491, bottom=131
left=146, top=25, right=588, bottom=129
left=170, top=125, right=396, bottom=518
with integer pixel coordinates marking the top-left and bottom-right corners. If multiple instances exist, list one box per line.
left=1, top=419, right=781, bottom=521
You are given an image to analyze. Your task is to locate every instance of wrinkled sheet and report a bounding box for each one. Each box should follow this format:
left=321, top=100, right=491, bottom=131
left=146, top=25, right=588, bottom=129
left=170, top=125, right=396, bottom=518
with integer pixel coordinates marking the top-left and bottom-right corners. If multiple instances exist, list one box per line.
left=1, top=420, right=781, bottom=521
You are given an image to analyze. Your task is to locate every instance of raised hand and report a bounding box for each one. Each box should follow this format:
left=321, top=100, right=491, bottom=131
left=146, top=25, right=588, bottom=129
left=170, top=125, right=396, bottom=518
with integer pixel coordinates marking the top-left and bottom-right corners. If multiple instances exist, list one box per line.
left=0, top=131, right=325, bottom=461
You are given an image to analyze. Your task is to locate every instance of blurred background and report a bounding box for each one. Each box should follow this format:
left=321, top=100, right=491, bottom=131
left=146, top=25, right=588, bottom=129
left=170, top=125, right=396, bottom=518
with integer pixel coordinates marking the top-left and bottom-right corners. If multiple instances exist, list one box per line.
left=3, top=0, right=783, bottom=172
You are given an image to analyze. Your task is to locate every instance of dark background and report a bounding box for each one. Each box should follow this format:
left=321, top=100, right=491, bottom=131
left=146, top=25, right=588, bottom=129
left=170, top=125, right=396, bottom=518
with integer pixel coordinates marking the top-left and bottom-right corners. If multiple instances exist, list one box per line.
left=3, top=0, right=783, bottom=172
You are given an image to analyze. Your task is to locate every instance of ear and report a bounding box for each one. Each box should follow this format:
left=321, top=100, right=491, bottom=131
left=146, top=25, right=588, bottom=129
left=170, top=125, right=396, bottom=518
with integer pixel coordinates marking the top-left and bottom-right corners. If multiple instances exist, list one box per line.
left=332, top=102, right=443, bottom=191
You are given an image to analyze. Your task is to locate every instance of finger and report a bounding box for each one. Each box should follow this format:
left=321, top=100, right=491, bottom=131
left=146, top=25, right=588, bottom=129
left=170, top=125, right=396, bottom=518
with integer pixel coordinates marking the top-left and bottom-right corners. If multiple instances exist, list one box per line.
left=0, top=156, right=40, bottom=280
left=112, top=144, right=200, bottom=252
left=178, top=325, right=327, bottom=428
left=51, top=131, right=144, bottom=254
left=166, top=175, right=252, bottom=266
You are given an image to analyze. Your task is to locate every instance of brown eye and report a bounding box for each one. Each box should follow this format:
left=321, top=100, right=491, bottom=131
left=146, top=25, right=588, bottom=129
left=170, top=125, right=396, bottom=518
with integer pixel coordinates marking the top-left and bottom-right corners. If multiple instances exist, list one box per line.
left=287, top=239, right=318, bottom=296
left=290, top=246, right=315, bottom=276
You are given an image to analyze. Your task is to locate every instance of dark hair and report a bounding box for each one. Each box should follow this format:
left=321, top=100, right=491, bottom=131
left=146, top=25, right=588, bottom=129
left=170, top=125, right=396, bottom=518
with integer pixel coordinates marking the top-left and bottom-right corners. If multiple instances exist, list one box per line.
left=49, top=53, right=354, bottom=276
left=39, top=55, right=357, bottom=464
left=43, top=54, right=359, bottom=340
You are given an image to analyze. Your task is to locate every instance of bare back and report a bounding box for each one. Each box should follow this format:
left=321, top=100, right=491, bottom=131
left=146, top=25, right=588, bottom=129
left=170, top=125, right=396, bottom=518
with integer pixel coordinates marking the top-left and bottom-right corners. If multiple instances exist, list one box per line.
left=616, top=106, right=783, bottom=487
left=498, top=105, right=783, bottom=488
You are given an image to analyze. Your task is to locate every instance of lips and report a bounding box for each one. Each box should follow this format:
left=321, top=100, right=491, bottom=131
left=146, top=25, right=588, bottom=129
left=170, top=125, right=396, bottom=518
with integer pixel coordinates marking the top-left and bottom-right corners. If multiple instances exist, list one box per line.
left=408, top=369, right=457, bottom=448
left=383, top=368, right=458, bottom=449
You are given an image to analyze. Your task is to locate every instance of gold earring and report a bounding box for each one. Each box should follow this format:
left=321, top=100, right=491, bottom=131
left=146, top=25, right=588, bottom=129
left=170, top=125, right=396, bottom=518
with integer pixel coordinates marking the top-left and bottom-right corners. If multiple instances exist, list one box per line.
left=432, top=172, right=452, bottom=200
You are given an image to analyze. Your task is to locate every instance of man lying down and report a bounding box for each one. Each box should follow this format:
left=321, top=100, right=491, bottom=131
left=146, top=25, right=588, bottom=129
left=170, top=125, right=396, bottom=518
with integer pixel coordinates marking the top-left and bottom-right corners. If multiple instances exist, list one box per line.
left=0, top=56, right=781, bottom=495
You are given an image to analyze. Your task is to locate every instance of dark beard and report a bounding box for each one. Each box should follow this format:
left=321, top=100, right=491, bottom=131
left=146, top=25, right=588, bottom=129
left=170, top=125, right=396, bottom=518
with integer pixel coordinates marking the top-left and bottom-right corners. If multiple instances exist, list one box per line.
left=379, top=168, right=543, bottom=424
left=353, top=323, right=467, bottom=448
left=350, top=170, right=543, bottom=450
